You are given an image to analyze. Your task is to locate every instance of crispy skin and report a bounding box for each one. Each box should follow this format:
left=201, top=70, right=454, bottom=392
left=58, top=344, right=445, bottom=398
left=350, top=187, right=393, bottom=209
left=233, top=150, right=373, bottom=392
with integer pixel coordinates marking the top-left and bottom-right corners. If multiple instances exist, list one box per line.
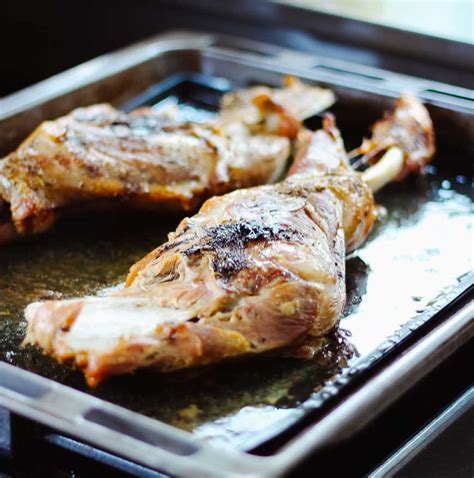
left=24, top=115, right=374, bottom=386
left=0, top=106, right=289, bottom=240
left=351, top=92, right=435, bottom=179
left=23, top=95, right=434, bottom=386
left=0, top=78, right=334, bottom=244
left=219, top=75, right=335, bottom=139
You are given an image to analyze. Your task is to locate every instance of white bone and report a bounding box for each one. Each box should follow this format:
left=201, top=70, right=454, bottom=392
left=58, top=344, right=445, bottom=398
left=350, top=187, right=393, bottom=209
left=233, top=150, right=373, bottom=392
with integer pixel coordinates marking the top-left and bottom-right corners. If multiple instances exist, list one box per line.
left=362, top=147, right=404, bottom=193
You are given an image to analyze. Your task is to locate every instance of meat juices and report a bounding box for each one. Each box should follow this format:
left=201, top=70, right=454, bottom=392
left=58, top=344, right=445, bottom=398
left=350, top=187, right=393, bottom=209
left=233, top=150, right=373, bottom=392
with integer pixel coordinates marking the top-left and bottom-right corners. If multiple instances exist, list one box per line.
left=24, top=94, right=435, bottom=386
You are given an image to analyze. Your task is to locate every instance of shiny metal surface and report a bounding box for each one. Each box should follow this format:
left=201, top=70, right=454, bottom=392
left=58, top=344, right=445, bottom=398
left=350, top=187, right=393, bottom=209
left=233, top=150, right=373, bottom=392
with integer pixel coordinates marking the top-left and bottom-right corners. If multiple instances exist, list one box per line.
left=276, top=0, right=473, bottom=44
left=368, top=387, right=474, bottom=477
left=0, top=31, right=473, bottom=477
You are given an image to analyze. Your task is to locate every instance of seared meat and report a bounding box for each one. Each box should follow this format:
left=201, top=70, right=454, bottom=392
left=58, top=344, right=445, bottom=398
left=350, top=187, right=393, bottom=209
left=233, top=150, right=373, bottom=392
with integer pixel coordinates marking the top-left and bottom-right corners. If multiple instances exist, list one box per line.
left=218, top=75, right=335, bottom=138
left=0, top=78, right=334, bottom=244
left=23, top=94, right=435, bottom=386
left=350, top=92, right=435, bottom=180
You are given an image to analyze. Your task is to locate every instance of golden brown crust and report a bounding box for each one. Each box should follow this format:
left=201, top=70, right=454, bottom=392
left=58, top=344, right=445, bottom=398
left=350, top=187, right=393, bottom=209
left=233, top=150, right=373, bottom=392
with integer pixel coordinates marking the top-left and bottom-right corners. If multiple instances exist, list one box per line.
left=24, top=116, right=371, bottom=386
left=2, top=78, right=335, bottom=244
left=83, top=322, right=251, bottom=387
left=351, top=93, right=435, bottom=179
left=23, top=94, right=435, bottom=386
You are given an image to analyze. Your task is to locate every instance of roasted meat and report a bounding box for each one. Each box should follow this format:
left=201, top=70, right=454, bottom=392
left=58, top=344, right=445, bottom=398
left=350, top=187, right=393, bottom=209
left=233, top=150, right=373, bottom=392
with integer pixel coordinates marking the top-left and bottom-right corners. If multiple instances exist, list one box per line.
left=350, top=92, right=435, bottom=185
left=0, top=78, right=334, bottom=245
left=23, top=94, right=435, bottom=386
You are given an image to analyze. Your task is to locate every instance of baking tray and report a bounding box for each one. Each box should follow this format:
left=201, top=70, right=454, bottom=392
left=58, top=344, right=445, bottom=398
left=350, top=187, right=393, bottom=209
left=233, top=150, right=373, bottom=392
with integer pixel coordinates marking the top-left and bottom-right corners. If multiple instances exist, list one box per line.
left=0, top=31, right=472, bottom=477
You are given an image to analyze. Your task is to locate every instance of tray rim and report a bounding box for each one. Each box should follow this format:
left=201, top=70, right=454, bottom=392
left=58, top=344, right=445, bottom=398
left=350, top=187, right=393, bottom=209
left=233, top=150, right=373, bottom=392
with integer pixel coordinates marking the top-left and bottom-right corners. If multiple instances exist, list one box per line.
left=0, top=30, right=473, bottom=477
left=1, top=30, right=472, bottom=122
left=1, top=297, right=471, bottom=477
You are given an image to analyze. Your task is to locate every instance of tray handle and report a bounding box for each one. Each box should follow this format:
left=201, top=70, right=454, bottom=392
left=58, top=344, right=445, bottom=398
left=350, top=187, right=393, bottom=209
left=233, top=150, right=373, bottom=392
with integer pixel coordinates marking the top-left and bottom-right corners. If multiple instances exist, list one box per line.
left=0, top=362, right=274, bottom=477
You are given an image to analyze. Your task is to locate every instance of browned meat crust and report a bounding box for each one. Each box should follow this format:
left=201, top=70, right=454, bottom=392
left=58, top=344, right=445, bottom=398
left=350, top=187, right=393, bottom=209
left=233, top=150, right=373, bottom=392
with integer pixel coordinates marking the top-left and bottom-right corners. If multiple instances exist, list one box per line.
left=24, top=114, right=373, bottom=386
left=0, top=77, right=334, bottom=244
left=0, top=105, right=289, bottom=242
left=23, top=95, right=435, bottom=386
left=350, top=92, right=435, bottom=179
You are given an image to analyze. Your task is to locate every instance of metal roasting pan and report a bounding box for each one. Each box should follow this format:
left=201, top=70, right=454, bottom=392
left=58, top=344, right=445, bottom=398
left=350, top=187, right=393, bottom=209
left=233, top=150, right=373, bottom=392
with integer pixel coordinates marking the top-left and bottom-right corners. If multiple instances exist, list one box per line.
left=0, top=31, right=473, bottom=477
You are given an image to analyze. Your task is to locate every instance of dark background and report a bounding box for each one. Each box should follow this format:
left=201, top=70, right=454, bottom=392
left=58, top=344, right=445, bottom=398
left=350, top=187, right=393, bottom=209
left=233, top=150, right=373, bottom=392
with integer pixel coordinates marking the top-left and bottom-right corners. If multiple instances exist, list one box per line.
left=2, top=0, right=473, bottom=98
left=1, top=1, right=473, bottom=476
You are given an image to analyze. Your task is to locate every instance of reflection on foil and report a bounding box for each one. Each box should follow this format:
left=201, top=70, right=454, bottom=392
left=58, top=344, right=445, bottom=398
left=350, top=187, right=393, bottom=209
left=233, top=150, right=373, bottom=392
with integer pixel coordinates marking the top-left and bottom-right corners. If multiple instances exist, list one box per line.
left=194, top=406, right=303, bottom=450
left=343, top=181, right=472, bottom=355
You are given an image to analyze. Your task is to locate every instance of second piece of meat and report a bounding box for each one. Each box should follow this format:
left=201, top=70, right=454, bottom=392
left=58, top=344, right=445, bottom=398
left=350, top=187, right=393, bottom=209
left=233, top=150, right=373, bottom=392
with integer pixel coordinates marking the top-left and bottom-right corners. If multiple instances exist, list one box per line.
left=23, top=94, right=435, bottom=386
left=0, top=77, right=334, bottom=244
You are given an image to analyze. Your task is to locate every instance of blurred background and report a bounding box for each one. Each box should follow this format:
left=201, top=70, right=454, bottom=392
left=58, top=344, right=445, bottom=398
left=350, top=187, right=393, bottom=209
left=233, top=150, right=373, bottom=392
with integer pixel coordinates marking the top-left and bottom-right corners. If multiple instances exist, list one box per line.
left=0, top=2, right=472, bottom=477
left=283, top=0, right=473, bottom=42
left=1, top=0, right=473, bottom=97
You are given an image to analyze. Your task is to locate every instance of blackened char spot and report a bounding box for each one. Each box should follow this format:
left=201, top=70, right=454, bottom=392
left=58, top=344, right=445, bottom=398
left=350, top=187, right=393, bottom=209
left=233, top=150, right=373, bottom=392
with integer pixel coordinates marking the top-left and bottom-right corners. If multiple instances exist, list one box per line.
left=183, top=220, right=300, bottom=279
left=158, top=232, right=200, bottom=254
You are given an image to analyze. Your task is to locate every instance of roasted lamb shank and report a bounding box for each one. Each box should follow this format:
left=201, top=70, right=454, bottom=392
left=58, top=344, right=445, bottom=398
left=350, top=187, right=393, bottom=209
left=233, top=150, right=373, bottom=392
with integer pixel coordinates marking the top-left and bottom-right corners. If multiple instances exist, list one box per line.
left=24, top=94, right=435, bottom=386
left=0, top=77, right=334, bottom=244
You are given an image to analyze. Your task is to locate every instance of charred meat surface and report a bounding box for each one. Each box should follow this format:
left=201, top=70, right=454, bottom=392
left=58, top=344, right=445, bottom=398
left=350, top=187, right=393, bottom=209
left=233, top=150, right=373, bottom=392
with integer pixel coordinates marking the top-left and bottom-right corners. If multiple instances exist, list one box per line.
left=0, top=78, right=334, bottom=244
left=350, top=92, right=435, bottom=179
left=23, top=95, right=435, bottom=386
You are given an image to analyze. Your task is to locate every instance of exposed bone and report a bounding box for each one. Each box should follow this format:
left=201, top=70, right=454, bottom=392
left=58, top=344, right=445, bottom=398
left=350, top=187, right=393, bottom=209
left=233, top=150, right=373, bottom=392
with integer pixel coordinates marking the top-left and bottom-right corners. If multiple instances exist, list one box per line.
left=361, top=146, right=404, bottom=193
